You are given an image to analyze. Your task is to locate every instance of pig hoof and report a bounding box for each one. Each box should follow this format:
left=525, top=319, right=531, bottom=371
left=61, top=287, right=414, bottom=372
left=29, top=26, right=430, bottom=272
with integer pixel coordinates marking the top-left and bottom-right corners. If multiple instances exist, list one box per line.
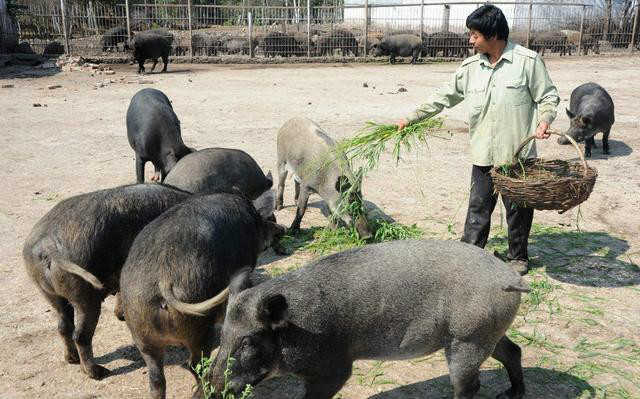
left=86, top=364, right=110, bottom=380
left=65, top=352, right=80, bottom=364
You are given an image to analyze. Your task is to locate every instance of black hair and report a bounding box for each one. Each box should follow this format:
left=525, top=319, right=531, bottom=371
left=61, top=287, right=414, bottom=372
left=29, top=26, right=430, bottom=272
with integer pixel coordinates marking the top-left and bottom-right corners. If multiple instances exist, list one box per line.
left=466, top=5, right=509, bottom=41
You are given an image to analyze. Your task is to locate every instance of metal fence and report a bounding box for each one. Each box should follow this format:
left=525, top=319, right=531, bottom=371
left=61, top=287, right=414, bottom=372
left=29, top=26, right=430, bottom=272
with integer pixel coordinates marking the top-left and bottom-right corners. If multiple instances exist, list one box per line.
left=5, top=0, right=640, bottom=61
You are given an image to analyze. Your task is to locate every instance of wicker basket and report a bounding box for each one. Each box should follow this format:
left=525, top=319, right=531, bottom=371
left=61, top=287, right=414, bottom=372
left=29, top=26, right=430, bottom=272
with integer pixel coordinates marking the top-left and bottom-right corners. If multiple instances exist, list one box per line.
left=490, top=132, right=598, bottom=214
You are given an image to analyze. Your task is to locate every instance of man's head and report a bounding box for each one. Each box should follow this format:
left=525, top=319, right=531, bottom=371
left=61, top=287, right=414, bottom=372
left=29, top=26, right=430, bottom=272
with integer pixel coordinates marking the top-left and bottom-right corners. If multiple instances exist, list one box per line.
left=466, top=5, right=509, bottom=54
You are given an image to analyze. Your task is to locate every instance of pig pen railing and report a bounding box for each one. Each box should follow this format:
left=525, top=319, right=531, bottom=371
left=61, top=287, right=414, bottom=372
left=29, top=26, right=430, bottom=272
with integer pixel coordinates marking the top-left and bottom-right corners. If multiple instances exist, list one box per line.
left=8, top=0, right=640, bottom=62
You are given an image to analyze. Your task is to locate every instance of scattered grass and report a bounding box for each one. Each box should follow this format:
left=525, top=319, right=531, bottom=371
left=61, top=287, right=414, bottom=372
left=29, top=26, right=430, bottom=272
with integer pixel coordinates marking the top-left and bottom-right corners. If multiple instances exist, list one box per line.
left=353, top=361, right=397, bottom=387
left=193, top=356, right=253, bottom=399
left=508, top=328, right=565, bottom=354
left=279, top=221, right=424, bottom=257
left=266, top=263, right=302, bottom=278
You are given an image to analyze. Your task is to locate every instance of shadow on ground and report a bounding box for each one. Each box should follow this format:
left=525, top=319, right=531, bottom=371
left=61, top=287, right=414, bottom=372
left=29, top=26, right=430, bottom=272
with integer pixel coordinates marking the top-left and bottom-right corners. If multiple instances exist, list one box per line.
left=248, top=367, right=594, bottom=399
left=561, top=138, right=632, bottom=159
left=487, top=224, right=639, bottom=287
left=369, top=367, right=595, bottom=398
left=94, top=344, right=188, bottom=377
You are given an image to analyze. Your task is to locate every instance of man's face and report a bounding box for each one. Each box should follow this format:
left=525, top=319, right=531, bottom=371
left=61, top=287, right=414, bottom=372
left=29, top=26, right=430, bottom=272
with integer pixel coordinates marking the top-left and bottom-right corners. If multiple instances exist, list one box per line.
left=469, top=29, right=494, bottom=54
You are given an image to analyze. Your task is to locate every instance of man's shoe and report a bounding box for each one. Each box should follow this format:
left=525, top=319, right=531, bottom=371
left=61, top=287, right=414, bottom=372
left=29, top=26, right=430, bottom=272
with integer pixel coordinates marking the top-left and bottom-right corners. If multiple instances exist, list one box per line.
left=493, top=251, right=528, bottom=275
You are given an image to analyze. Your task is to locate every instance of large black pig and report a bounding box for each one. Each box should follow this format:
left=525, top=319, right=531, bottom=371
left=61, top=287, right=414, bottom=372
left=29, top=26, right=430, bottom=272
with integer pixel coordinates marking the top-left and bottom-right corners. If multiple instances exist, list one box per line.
left=22, top=184, right=190, bottom=380
left=559, top=82, right=615, bottom=157
left=102, top=26, right=129, bottom=52
left=209, top=239, right=528, bottom=399
left=131, top=29, right=173, bottom=73
left=126, top=88, right=194, bottom=183
left=372, top=34, right=423, bottom=64
left=120, top=193, right=285, bottom=399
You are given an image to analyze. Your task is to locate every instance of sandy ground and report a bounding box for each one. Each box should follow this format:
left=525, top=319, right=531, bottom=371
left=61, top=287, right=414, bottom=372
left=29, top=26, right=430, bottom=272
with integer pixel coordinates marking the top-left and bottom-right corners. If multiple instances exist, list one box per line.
left=1, top=54, right=639, bottom=399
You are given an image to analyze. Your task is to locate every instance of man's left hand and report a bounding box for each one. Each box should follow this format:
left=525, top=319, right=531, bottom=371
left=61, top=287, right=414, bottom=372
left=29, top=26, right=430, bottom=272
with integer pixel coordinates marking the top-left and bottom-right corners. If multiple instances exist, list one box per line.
left=535, top=121, right=551, bottom=139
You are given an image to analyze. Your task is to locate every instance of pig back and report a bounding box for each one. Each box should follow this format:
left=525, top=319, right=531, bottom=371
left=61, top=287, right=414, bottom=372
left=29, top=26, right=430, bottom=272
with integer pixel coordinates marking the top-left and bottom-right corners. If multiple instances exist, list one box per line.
left=163, top=148, right=272, bottom=200
left=267, top=239, right=523, bottom=360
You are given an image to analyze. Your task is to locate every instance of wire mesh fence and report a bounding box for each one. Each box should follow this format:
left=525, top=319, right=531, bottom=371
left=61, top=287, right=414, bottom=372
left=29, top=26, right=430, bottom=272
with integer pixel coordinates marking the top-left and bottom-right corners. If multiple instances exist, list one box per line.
left=3, top=0, right=639, bottom=61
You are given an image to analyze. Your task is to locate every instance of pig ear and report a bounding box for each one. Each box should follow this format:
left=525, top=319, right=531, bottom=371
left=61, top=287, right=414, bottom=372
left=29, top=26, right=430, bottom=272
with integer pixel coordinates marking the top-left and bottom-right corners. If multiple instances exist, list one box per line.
left=565, top=108, right=575, bottom=119
left=257, top=294, right=289, bottom=330
left=229, top=268, right=253, bottom=295
left=252, top=189, right=275, bottom=220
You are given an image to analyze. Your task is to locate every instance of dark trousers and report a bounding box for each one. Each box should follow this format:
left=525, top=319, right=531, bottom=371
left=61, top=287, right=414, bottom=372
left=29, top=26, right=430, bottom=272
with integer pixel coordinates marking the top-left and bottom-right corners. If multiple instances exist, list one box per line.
left=461, top=165, right=534, bottom=261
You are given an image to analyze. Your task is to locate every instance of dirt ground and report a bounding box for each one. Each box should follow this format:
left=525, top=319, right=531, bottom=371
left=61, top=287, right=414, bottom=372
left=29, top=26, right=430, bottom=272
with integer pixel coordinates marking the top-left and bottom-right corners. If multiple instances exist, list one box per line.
left=1, top=54, right=639, bottom=399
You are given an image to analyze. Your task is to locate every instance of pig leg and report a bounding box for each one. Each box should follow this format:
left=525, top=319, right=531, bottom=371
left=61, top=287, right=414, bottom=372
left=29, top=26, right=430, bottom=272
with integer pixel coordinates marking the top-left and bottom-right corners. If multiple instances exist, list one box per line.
left=585, top=136, right=594, bottom=158
left=42, top=291, right=79, bottom=364
left=276, top=160, right=288, bottom=210
left=602, top=128, right=610, bottom=155
left=138, top=343, right=166, bottom=399
left=410, top=48, right=420, bottom=64
left=289, top=186, right=310, bottom=233
left=73, top=302, right=109, bottom=379
left=137, top=59, right=146, bottom=74
left=294, top=180, right=301, bottom=202
left=151, top=164, right=162, bottom=182
left=445, top=340, right=489, bottom=399
left=492, top=336, right=525, bottom=399
left=135, top=155, right=146, bottom=183
left=161, top=54, right=169, bottom=73
left=114, top=292, right=125, bottom=321
left=149, top=58, right=158, bottom=73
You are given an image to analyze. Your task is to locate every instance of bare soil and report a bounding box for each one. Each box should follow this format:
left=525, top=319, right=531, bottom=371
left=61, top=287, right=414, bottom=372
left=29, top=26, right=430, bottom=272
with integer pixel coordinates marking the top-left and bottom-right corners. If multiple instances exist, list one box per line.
left=1, top=54, right=639, bottom=399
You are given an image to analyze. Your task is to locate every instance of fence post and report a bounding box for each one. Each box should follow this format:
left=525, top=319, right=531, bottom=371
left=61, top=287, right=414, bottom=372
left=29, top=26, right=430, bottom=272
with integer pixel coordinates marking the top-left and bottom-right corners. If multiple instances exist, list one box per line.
left=125, top=0, right=131, bottom=43
left=630, top=4, right=639, bottom=52
left=187, top=0, right=193, bottom=57
left=526, top=0, right=532, bottom=48
left=306, top=0, right=311, bottom=57
left=249, top=11, right=254, bottom=58
left=577, top=5, right=585, bottom=56
left=419, top=0, right=424, bottom=38
left=60, top=0, right=70, bottom=55
left=442, top=4, right=450, bottom=32
left=364, top=0, right=369, bottom=56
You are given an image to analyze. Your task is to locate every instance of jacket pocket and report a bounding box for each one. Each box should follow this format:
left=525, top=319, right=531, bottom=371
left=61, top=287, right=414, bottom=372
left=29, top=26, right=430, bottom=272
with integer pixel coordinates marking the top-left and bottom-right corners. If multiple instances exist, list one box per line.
left=504, top=78, right=531, bottom=106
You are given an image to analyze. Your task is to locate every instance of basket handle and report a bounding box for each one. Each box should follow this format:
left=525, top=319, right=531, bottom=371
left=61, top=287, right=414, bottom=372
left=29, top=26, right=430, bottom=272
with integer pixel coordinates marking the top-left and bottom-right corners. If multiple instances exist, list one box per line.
left=512, top=131, right=589, bottom=177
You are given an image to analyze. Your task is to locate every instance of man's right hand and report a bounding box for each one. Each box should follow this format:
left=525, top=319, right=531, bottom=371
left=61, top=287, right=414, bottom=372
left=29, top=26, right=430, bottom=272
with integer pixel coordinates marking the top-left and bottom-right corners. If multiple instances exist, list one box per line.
left=396, top=119, right=408, bottom=131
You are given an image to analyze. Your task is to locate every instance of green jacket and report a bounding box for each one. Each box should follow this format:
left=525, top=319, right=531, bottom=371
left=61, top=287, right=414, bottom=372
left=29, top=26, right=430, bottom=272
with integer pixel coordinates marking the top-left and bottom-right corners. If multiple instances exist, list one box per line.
left=406, top=41, right=560, bottom=166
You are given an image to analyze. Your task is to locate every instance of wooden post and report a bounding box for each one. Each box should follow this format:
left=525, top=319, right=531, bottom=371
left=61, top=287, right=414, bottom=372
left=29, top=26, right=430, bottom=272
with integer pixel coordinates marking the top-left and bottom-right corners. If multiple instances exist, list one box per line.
left=526, top=0, right=533, bottom=48
left=578, top=5, right=585, bottom=55
left=187, top=0, right=193, bottom=57
left=364, top=0, right=369, bottom=56
left=419, top=0, right=424, bottom=38
left=630, top=4, right=639, bottom=52
left=442, top=4, right=450, bottom=32
left=248, top=11, right=254, bottom=58
left=125, top=0, right=131, bottom=43
left=60, top=0, right=70, bottom=55
left=306, top=0, right=311, bottom=57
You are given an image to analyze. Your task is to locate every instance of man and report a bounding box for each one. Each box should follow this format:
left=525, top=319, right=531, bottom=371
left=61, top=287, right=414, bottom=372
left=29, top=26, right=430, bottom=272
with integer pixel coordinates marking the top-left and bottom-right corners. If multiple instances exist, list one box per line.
left=396, top=5, right=560, bottom=275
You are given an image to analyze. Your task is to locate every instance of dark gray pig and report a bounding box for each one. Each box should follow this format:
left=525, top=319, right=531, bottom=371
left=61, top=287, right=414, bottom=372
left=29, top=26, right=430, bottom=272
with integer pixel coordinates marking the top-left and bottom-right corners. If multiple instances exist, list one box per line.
left=209, top=239, right=528, bottom=399
left=102, top=26, right=129, bottom=52
left=22, top=184, right=191, bottom=380
left=559, top=82, right=614, bottom=157
left=132, top=29, right=173, bottom=73
left=126, top=88, right=194, bottom=183
left=120, top=193, right=285, bottom=399
left=372, top=34, right=422, bottom=64
left=163, top=147, right=273, bottom=200
left=276, top=117, right=372, bottom=239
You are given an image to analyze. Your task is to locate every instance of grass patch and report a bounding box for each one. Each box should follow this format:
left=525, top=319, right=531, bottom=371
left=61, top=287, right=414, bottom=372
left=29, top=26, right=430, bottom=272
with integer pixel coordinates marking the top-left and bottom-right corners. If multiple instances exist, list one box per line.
left=284, top=220, right=425, bottom=256
left=353, top=361, right=397, bottom=387
left=193, top=356, right=253, bottom=399
left=508, top=328, right=565, bottom=354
